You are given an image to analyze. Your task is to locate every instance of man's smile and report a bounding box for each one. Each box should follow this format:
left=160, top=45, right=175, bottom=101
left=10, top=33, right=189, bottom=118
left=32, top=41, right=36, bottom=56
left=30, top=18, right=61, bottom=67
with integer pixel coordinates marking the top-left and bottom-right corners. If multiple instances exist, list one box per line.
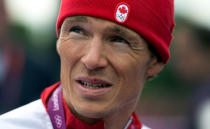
left=78, top=80, right=111, bottom=89
left=75, top=77, right=113, bottom=97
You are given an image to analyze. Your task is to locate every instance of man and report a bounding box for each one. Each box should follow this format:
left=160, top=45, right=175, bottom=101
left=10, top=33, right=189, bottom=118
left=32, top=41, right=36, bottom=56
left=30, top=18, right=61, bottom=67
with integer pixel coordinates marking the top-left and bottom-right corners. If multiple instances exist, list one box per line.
left=0, top=0, right=175, bottom=129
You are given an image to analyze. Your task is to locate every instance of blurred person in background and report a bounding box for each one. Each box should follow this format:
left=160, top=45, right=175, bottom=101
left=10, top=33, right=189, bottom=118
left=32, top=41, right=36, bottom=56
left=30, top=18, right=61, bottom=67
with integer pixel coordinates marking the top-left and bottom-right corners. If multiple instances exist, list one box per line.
left=172, top=18, right=210, bottom=129
left=0, top=0, right=25, bottom=113
left=0, top=0, right=175, bottom=129
left=0, top=0, right=59, bottom=113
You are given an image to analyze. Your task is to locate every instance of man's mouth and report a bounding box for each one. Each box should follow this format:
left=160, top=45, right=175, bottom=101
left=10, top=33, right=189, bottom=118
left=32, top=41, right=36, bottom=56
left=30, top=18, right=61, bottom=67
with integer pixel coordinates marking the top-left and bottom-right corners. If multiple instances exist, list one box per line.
left=76, top=78, right=112, bottom=89
left=78, top=80, right=111, bottom=89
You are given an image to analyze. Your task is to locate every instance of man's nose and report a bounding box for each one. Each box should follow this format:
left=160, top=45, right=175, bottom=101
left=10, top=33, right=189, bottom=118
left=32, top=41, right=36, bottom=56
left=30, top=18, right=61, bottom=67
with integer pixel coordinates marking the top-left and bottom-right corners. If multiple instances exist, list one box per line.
left=81, top=38, right=108, bottom=70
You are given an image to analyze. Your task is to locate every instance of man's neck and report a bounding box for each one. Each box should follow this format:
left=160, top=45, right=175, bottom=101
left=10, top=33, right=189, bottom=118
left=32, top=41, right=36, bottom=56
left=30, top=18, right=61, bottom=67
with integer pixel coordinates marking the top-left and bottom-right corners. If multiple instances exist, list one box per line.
left=67, top=99, right=137, bottom=129
left=103, top=100, right=136, bottom=129
left=63, top=89, right=138, bottom=129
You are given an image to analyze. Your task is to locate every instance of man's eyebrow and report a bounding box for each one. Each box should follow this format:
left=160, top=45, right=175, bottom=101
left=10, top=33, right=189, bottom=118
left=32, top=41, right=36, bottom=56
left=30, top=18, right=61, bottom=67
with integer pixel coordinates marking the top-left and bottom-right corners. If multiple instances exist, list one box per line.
left=63, top=16, right=88, bottom=24
left=106, top=26, right=140, bottom=42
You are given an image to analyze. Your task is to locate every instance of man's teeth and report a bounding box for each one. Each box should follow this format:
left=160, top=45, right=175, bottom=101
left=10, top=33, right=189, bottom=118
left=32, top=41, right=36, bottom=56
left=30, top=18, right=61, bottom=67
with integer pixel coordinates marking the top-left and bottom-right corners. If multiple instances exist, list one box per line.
left=80, top=81, right=108, bottom=88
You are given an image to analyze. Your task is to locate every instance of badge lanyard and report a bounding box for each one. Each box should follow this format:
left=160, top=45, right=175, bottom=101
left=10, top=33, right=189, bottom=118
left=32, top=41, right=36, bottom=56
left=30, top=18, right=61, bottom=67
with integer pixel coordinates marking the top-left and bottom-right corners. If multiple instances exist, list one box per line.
left=47, top=86, right=133, bottom=129
left=48, top=86, right=66, bottom=129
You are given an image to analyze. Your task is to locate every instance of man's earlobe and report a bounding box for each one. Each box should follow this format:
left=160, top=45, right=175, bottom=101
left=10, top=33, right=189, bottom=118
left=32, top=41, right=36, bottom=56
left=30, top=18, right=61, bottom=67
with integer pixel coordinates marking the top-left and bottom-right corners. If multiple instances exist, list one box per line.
left=146, top=58, right=165, bottom=79
left=56, top=40, right=61, bottom=56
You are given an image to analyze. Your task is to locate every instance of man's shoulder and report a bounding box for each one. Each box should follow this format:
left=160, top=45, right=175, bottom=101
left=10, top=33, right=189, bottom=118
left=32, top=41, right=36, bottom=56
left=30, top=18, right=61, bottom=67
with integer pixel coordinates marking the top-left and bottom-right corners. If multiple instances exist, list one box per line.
left=0, top=99, right=53, bottom=129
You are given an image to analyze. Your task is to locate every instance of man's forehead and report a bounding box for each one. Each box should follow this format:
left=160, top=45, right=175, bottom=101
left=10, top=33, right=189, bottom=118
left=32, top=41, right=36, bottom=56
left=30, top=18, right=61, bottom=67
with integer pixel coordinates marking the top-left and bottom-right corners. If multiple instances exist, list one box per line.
left=63, top=16, right=88, bottom=23
left=63, top=16, right=129, bottom=30
left=62, top=16, right=142, bottom=39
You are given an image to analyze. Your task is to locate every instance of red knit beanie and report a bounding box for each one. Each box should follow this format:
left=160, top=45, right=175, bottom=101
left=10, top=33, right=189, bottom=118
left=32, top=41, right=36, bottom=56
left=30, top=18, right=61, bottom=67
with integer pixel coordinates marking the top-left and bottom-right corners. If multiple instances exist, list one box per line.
left=56, top=0, right=175, bottom=63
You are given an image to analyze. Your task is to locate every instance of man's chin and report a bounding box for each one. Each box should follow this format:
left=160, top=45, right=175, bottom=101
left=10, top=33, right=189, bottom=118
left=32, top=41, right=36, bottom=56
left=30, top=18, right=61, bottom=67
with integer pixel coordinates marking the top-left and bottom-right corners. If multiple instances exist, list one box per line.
left=75, top=107, right=107, bottom=119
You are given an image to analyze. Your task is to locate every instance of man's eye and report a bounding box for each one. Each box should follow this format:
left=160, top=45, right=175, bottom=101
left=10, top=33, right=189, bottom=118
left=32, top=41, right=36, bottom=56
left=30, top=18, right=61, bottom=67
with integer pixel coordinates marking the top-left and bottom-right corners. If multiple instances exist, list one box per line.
left=70, top=26, right=84, bottom=34
left=111, top=36, right=129, bottom=45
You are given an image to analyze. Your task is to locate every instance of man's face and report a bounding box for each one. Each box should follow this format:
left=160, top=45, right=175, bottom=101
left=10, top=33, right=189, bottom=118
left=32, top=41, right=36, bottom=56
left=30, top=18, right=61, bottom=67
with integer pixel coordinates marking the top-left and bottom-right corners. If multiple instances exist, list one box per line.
left=57, top=16, right=161, bottom=119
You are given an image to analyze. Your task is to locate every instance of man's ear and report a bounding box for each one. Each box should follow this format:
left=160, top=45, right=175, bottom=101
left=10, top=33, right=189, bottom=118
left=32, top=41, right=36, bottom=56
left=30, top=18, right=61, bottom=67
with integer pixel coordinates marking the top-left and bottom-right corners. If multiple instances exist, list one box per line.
left=56, top=39, right=61, bottom=56
left=146, top=57, right=165, bottom=79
